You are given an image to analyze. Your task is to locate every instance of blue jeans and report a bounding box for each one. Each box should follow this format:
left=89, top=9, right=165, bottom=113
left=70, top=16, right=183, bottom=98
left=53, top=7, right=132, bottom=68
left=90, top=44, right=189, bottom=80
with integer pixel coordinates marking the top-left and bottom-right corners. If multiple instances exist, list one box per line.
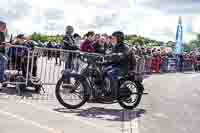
left=105, top=65, right=123, bottom=98
left=0, top=54, right=8, bottom=82
left=105, top=65, right=122, bottom=80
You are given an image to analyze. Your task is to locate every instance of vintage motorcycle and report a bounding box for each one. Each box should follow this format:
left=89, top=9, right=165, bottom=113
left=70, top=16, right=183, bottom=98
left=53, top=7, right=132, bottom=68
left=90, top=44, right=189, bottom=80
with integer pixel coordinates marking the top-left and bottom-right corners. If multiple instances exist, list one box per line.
left=55, top=53, right=146, bottom=110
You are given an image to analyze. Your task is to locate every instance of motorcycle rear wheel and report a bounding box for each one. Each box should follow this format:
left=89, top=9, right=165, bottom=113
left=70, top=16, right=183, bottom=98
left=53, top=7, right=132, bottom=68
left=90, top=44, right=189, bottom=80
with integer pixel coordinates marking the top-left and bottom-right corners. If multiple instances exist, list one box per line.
left=118, top=81, right=143, bottom=110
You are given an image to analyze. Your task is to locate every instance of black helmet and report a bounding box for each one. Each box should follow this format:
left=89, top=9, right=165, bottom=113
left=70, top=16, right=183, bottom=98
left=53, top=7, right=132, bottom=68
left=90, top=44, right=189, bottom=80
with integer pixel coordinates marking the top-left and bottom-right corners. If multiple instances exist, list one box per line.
left=112, top=31, right=124, bottom=43
left=16, top=34, right=25, bottom=39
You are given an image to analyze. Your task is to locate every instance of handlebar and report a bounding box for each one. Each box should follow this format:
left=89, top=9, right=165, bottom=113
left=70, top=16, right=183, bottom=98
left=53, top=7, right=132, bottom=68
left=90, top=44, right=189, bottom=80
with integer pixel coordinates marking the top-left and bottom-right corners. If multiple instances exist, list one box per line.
left=78, top=52, right=123, bottom=66
left=78, top=52, right=104, bottom=65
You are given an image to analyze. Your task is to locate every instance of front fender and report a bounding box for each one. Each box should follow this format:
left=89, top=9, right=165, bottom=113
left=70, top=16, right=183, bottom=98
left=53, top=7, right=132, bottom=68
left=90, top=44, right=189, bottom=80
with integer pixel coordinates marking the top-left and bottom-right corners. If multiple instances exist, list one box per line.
left=62, top=70, right=91, bottom=97
left=63, top=70, right=85, bottom=81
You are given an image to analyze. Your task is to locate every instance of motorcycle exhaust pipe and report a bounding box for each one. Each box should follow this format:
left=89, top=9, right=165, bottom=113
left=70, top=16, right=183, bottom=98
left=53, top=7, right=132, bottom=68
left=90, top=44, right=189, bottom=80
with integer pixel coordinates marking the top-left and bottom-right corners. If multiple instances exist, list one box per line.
left=132, top=92, right=149, bottom=95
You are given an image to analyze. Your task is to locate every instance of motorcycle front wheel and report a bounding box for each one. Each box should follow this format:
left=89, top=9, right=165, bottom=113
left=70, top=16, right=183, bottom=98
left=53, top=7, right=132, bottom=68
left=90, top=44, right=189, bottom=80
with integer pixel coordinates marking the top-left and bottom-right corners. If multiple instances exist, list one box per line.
left=118, top=81, right=143, bottom=110
left=55, top=76, right=88, bottom=109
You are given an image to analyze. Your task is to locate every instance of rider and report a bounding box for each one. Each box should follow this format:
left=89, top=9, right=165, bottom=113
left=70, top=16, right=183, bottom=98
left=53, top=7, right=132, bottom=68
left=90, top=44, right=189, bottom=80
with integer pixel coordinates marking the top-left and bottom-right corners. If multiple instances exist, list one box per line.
left=104, top=31, right=129, bottom=99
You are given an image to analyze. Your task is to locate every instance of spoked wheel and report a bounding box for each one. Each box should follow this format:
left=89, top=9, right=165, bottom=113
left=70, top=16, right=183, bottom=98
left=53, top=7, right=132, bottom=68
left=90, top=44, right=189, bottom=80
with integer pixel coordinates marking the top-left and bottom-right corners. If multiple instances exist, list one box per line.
left=2, top=83, right=7, bottom=88
left=55, top=76, right=88, bottom=109
left=0, top=82, right=7, bottom=90
left=0, top=83, right=4, bottom=91
left=118, top=81, right=143, bottom=110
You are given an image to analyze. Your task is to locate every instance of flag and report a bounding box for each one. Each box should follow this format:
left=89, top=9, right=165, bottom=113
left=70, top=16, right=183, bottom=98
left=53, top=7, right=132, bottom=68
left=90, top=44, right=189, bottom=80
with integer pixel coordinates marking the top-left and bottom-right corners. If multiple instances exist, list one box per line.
left=175, top=17, right=183, bottom=54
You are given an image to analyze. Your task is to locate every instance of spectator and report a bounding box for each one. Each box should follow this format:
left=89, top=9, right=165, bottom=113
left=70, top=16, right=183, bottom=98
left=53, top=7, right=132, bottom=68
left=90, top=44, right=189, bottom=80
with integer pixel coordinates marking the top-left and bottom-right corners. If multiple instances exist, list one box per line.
left=80, top=31, right=95, bottom=52
left=141, top=47, right=146, bottom=55
left=93, top=36, right=106, bottom=54
left=0, top=24, right=8, bottom=84
left=9, top=34, right=26, bottom=70
left=146, top=48, right=152, bottom=56
left=63, top=25, right=78, bottom=71
left=104, top=36, right=113, bottom=54
left=145, top=48, right=152, bottom=74
left=55, top=44, right=62, bottom=66
left=73, top=33, right=81, bottom=49
left=63, top=26, right=78, bottom=50
left=196, top=54, right=200, bottom=71
left=47, top=41, right=53, bottom=60
left=179, top=54, right=184, bottom=72
left=191, top=53, right=198, bottom=72
left=152, top=48, right=156, bottom=54
left=10, top=35, right=36, bottom=77
left=160, top=51, right=168, bottom=73
left=151, top=50, right=161, bottom=73
left=95, top=34, right=100, bottom=41
left=0, top=32, right=6, bottom=54
left=22, top=37, right=38, bottom=77
left=102, top=33, right=108, bottom=38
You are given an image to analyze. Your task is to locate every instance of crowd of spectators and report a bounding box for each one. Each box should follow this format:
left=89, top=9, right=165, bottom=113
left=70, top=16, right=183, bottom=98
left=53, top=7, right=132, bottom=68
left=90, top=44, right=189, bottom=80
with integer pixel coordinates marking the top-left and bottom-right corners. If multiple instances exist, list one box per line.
left=35, top=26, right=200, bottom=74
left=1, top=24, right=200, bottom=83
left=132, top=47, right=200, bottom=74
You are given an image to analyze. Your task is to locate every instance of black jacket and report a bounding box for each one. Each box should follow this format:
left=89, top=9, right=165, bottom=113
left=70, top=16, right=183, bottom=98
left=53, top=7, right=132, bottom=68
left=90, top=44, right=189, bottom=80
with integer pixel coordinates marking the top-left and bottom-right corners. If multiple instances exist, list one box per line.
left=93, top=41, right=105, bottom=54
left=63, top=34, right=78, bottom=50
left=105, top=43, right=129, bottom=74
left=0, top=32, right=5, bottom=54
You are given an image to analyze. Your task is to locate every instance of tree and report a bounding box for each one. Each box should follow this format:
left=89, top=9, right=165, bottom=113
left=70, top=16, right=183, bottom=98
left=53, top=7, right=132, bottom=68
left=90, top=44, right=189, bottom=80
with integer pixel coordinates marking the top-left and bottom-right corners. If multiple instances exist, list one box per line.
left=197, top=34, right=200, bottom=41
left=40, top=35, right=48, bottom=42
left=132, top=38, right=144, bottom=46
left=184, top=42, right=196, bottom=52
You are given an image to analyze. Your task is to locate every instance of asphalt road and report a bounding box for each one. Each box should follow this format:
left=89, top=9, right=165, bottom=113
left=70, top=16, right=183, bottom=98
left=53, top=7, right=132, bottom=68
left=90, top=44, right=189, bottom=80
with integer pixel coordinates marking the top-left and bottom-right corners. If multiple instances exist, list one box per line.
left=0, top=72, right=200, bottom=133
left=0, top=57, right=200, bottom=133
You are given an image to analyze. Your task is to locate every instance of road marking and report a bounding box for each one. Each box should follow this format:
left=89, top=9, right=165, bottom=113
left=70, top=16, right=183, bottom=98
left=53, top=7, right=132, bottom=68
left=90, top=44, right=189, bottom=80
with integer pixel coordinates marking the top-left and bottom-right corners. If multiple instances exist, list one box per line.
left=0, top=109, right=63, bottom=133
left=19, top=100, right=120, bottom=133
left=190, top=74, right=200, bottom=78
left=121, top=110, right=139, bottom=133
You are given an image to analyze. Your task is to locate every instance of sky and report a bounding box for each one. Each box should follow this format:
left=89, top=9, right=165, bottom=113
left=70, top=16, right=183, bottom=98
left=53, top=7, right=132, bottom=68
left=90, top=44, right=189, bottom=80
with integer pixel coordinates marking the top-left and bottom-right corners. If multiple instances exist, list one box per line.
left=0, top=0, right=200, bottom=42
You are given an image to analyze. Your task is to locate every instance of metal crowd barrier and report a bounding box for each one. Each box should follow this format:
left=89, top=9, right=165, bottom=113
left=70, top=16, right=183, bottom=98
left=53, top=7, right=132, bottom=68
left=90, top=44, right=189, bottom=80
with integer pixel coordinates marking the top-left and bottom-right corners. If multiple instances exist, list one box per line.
left=30, top=47, right=85, bottom=85
left=0, top=46, right=86, bottom=100
left=144, top=55, right=152, bottom=74
left=183, top=59, right=194, bottom=71
left=0, top=45, right=31, bottom=86
left=166, top=57, right=177, bottom=72
left=160, top=57, right=166, bottom=72
left=134, top=55, right=146, bottom=81
left=150, top=57, right=195, bottom=73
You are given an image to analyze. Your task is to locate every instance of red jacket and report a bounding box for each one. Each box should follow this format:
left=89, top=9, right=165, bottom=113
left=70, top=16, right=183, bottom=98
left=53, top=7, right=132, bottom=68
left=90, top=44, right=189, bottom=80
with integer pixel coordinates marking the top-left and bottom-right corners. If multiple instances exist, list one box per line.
left=191, top=56, right=197, bottom=64
left=80, top=39, right=95, bottom=52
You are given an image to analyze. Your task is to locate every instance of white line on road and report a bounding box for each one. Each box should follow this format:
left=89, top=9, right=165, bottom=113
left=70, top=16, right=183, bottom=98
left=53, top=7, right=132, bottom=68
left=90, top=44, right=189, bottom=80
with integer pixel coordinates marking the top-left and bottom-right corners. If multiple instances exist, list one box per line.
left=190, top=73, right=200, bottom=78
left=121, top=110, right=139, bottom=133
left=0, top=109, right=63, bottom=133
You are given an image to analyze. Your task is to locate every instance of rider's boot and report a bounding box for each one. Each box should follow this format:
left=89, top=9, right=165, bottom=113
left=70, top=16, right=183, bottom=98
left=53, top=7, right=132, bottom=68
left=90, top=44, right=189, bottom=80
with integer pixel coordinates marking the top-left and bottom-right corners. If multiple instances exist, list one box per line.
left=110, top=80, right=118, bottom=100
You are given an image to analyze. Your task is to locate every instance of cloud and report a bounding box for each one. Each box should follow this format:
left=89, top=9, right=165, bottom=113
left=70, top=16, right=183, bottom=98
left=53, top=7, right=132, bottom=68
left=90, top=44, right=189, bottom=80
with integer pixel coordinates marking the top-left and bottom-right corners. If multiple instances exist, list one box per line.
left=0, top=0, right=32, bottom=22
left=94, top=12, right=119, bottom=28
left=43, top=9, right=64, bottom=21
left=0, top=0, right=200, bottom=42
left=138, top=0, right=200, bottom=14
